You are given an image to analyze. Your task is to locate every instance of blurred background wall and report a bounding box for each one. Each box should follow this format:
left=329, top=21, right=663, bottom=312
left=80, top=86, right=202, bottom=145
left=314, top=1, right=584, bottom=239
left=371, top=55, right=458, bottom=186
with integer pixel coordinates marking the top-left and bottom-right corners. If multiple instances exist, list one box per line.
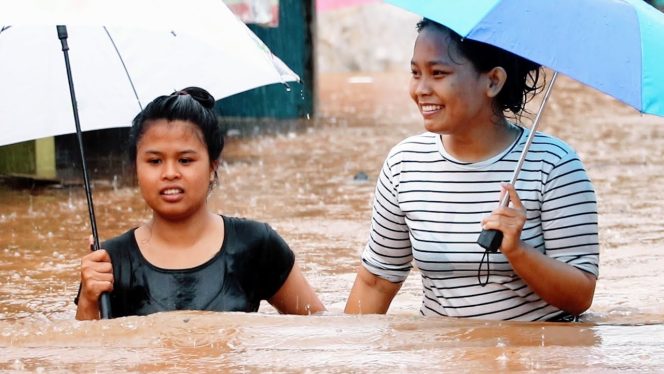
left=316, top=3, right=419, bottom=73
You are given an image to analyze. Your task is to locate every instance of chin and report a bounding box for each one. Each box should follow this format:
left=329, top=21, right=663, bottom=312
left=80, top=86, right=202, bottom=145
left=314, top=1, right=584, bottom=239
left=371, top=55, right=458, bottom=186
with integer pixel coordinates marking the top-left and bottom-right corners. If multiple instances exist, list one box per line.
left=423, top=123, right=446, bottom=134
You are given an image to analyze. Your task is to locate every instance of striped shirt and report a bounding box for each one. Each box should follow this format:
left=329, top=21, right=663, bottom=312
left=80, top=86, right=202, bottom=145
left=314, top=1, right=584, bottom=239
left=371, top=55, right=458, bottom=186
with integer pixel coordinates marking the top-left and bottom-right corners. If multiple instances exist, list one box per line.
left=362, top=129, right=599, bottom=321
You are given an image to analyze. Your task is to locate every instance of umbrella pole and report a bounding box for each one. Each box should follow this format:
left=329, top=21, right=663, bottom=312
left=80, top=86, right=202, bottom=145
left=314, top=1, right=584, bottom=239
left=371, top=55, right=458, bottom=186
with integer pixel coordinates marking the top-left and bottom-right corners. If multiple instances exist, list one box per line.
left=57, top=25, right=112, bottom=319
left=477, top=71, right=559, bottom=252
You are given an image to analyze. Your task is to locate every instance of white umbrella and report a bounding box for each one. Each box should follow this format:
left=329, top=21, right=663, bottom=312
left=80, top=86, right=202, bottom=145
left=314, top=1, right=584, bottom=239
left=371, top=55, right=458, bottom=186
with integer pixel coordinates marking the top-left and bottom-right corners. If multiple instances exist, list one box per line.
left=0, top=0, right=299, bottom=146
left=0, top=0, right=300, bottom=318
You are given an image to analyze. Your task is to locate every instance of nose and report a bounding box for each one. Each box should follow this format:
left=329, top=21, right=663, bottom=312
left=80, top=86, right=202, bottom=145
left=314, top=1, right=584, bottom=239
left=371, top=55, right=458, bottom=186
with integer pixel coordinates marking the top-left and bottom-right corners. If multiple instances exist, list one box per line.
left=162, top=160, right=181, bottom=180
left=412, top=76, right=432, bottom=98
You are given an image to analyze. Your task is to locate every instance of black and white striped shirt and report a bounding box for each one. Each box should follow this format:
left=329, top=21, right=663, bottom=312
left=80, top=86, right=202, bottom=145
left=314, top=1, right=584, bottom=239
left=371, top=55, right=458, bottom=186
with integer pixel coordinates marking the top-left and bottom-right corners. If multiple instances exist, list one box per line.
left=362, top=130, right=599, bottom=321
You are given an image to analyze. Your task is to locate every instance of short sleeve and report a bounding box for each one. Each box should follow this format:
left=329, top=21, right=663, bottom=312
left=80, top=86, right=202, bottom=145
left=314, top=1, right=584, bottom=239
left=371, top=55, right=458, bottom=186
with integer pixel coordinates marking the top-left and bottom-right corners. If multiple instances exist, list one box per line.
left=255, top=224, right=296, bottom=300
left=541, top=151, right=599, bottom=277
left=361, top=153, right=413, bottom=283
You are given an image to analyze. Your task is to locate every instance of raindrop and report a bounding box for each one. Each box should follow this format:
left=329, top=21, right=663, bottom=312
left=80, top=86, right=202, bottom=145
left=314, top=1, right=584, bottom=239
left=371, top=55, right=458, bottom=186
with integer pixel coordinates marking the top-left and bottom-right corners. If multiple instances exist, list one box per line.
left=12, top=359, right=24, bottom=371
left=67, top=190, right=74, bottom=210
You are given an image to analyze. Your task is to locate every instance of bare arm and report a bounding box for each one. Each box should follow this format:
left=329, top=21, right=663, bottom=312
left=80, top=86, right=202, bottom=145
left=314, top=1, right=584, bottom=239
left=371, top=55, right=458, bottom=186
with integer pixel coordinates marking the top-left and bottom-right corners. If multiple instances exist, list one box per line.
left=75, top=249, right=114, bottom=320
left=344, top=266, right=402, bottom=314
left=268, top=263, right=325, bottom=315
left=482, top=183, right=596, bottom=315
left=501, top=243, right=596, bottom=315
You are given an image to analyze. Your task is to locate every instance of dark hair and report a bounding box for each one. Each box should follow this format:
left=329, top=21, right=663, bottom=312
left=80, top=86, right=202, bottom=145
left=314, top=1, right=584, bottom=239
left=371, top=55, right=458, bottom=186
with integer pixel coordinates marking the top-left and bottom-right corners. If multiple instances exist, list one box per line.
left=128, top=86, right=223, bottom=164
left=416, top=18, right=542, bottom=118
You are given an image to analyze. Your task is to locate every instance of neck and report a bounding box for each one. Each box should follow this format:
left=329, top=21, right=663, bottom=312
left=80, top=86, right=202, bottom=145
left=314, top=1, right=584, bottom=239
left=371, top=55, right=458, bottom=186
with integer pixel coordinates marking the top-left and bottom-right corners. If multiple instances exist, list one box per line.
left=441, top=117, right=518, bottom=163
left=148, top=209, right=217, bottom=245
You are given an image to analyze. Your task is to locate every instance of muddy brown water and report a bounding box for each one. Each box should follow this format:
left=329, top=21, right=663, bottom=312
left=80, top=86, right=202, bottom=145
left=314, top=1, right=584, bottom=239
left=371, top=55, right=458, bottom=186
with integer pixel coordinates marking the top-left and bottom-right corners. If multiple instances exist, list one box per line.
left=1, top=72, right=664, bottom=372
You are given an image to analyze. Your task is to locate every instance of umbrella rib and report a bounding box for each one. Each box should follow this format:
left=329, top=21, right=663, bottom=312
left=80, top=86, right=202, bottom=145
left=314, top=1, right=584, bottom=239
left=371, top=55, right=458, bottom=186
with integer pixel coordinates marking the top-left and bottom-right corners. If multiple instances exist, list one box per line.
left=103, top=26, right=143, bottom=110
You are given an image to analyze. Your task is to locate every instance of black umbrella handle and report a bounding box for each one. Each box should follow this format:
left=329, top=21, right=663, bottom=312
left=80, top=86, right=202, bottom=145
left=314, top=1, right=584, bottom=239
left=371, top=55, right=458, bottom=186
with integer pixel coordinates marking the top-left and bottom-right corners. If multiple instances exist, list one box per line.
left=477, top=229, right=503, bottom=252
left=57, top=25, right=112, bottom=319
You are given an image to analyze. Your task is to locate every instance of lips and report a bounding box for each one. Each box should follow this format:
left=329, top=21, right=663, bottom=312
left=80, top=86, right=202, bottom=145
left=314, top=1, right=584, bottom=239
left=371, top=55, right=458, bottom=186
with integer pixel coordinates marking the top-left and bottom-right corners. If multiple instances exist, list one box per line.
left=159, top=186, right=184, bottom=202
left=419, top=103, right=443, bottom=118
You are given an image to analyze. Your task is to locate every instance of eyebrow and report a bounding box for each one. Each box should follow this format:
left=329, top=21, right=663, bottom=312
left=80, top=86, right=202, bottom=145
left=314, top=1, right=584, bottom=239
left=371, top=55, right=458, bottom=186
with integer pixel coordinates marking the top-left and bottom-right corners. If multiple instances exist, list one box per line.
left=142, top=149, right=199, bottom=155
left=410, top=59, right=452, bottom=67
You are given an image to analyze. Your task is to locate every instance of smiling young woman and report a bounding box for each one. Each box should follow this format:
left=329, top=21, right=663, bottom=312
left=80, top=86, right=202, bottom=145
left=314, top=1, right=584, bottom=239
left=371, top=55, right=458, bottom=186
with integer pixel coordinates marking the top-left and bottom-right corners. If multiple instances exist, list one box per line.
left=345, top=19, right=599, bottom=322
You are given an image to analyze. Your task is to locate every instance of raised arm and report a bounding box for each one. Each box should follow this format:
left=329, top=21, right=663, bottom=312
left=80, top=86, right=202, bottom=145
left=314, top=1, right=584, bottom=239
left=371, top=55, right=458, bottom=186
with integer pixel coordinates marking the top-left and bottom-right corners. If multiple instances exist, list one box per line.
left=481, top=183, right=597, bottom=315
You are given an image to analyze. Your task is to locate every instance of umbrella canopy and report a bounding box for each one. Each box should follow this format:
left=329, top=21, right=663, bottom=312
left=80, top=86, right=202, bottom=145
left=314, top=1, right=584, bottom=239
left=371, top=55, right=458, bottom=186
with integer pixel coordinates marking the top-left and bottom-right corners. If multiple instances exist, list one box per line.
left=0, top=0, right=299, bottom=146
left=385, top=0, right=664, bottom=117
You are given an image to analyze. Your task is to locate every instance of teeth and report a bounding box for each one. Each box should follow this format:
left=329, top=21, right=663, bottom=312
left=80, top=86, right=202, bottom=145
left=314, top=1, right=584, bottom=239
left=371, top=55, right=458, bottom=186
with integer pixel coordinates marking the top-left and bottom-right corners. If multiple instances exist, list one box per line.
left=422, top=104, right=442, bottom=112
left=162, top=188, right=182, bottom=195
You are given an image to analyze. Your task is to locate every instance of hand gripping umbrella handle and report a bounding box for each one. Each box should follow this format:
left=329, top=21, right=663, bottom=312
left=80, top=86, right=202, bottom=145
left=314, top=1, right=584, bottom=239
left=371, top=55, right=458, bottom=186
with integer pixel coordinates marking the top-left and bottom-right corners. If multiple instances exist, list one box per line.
left=477, top=72, right=559, bottom=252
left=57, top=26, right=112, bottom=319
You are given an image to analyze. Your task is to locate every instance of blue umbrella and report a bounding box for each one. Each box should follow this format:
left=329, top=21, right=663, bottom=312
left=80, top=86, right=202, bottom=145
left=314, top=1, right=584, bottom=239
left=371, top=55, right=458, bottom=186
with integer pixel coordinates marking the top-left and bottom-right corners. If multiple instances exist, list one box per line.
left=386, top=0, right=664, bottom=117
left=384, top=0, right=664, bottom=251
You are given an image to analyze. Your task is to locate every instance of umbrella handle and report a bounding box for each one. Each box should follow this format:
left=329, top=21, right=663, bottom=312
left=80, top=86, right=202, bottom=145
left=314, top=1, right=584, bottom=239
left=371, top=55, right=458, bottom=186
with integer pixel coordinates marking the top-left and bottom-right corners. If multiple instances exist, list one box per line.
left=58, top=25, right=112, bottom=319
left=99, top=294, right=112, bottom=319
left=477, top=229, right=503, bottom=253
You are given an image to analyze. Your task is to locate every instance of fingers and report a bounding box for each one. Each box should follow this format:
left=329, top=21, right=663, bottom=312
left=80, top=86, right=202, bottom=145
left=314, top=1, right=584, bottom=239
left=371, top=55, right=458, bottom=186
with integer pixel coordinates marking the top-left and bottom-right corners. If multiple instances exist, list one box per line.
left=501, top=182, right=524, bottom=210
left=80, top=249, right=113, bottom=302
left=480, top=183, right=527, bottom=254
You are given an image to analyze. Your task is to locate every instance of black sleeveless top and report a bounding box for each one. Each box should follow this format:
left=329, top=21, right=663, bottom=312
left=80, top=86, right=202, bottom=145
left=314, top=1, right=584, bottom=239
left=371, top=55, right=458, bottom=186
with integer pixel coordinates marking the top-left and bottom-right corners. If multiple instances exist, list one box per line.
left=100, top=216, right=295, bottom=318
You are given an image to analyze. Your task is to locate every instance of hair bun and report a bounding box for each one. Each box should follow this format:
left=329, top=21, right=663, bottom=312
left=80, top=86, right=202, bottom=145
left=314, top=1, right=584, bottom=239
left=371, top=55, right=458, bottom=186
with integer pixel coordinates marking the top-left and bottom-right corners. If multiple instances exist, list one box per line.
left=181, top=86, right=215, bottom=109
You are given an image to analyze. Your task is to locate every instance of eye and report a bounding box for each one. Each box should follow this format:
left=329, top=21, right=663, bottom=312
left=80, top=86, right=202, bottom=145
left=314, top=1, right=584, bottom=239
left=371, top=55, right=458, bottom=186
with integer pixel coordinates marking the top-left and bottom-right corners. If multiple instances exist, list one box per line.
left=147, top=158, right=161, bottom=165
left=410, top=69, right=421, bottom=79
left=432, top=69, right=448, bottom=77
left=179, top=158, right=193, bottom=165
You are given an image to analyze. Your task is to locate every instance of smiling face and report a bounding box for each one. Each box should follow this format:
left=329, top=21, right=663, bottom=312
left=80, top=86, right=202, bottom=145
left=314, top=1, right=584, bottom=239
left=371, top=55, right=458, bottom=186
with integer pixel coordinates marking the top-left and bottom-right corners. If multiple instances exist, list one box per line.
left=135, top=119, right=216, bottom=221
left=409, top=27, right=494, bottom=135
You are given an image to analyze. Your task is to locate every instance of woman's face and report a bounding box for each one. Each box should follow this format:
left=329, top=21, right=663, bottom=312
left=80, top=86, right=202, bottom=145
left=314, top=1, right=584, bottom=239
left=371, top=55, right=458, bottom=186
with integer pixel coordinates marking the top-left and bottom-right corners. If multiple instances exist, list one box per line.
left=135, top=119, right=215, bottom=221
left=409, top=27, right=494, bottom=135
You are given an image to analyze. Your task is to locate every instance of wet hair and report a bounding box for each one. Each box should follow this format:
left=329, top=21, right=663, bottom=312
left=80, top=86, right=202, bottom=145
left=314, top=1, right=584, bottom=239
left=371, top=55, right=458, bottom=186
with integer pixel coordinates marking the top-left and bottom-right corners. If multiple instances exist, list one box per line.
left=128, top=86, right=223, bottom=164
left=416, top=18, right=543, bottom=118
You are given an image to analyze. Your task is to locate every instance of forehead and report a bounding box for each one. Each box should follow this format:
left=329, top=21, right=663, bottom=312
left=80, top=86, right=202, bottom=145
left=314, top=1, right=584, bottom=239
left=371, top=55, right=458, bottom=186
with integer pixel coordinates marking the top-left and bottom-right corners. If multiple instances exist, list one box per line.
left=412, top=27, right=459, bottom=64
left=138, top=119, right=206, bottom=148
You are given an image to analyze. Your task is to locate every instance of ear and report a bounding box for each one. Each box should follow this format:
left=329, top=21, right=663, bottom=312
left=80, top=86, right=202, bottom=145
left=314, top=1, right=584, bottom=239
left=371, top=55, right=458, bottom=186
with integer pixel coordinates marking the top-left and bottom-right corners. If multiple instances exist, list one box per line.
left=209, top=160, right=220, bottom=182
left=485, top=66, right=507, bottom=98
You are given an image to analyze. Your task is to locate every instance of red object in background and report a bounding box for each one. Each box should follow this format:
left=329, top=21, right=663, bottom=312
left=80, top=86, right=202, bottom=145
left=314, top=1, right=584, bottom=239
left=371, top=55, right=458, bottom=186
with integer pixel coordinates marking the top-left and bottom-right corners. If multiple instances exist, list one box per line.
left=316, top=0, right=379, bottom=12
left=224, top=0, right=279, bottom=27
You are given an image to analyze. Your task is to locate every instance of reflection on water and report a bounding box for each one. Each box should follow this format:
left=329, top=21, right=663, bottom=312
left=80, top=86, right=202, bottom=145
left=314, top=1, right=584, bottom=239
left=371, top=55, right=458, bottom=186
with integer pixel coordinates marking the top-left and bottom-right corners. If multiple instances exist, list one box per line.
left=1, top=72, right=664, bottom=371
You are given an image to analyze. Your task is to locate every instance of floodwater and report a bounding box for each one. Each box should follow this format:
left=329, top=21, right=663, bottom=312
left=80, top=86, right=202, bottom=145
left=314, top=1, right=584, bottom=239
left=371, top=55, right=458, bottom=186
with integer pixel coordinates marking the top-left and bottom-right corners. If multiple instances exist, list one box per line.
left=1, top=72, right=664, bottom=372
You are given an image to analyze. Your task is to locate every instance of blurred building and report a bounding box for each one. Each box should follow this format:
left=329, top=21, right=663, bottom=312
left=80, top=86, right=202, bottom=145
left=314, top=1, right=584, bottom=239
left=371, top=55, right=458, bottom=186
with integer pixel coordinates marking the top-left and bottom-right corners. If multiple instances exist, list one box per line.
left=0, top=0, right=315, bottom=184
